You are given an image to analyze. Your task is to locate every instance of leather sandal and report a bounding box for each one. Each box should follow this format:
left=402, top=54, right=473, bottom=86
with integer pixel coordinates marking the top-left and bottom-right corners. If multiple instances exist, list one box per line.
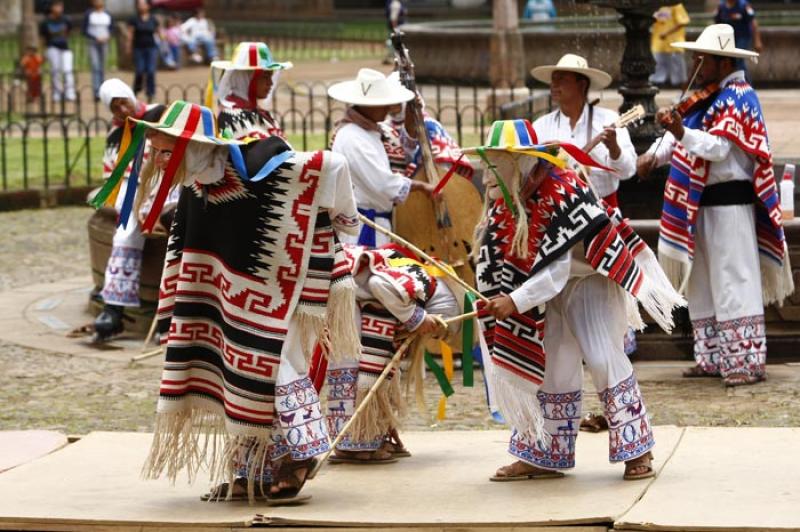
left=490, top=461, right=565, bottom=482
left=623, top=451, right=655, bottom=481
left=579, top=412, right=609, bottom=433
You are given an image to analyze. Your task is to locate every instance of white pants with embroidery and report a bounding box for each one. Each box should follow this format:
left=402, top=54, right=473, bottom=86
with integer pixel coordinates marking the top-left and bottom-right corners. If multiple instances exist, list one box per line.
left=101, top=179, right=147, bottom=307
left=508, top=274, right=655, bottom=469
left=687, top=204, right=766, bottom=378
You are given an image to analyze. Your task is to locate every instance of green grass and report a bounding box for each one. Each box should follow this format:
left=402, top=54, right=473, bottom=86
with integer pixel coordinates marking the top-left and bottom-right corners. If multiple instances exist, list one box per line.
left=0, top=134, right=106, bottom=191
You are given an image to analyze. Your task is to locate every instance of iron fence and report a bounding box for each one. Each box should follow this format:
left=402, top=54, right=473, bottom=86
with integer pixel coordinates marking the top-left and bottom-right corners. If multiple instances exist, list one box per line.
left=0, top=79, right=553, bottom=193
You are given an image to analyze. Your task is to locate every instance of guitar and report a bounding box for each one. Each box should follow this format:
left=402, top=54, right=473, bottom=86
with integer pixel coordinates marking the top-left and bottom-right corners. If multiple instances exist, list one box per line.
left=582, top=104, right=646, bottom=154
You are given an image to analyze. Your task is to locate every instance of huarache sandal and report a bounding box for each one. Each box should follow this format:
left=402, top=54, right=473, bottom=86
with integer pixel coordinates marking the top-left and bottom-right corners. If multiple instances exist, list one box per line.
left=328, top=449, right=398, bottom=465
left=724, top=373, right=766, bottom=387
left=269, top=457, right=317, bottom=503
left=490, top=461, right=565, bottom=482
left=382, top=429, right=411, bottom=458
left=623, top=452, right=655, bottom=481
left=66, top=323, right=95, bottom=338
left=579, top=412, right=609, bottom=433
left=201, top=478, right=255, bottom=502
left=682, top=365, right=718, bottom=378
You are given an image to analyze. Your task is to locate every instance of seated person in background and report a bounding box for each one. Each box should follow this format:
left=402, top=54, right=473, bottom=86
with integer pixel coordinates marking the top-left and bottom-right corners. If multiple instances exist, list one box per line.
left=181, top=8, right=218, bottom=64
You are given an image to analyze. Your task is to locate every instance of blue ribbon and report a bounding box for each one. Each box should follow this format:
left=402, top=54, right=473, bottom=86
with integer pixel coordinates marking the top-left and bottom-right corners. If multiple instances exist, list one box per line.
left=117, top=142, right=146, bottom=229
left=356, top=208, right=392, bottom=248
left=227, top=145, right=296, bottom=183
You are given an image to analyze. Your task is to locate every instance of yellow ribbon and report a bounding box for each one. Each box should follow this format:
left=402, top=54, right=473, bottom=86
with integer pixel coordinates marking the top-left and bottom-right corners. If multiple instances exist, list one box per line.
left=436, top=340, right=454, bottom=421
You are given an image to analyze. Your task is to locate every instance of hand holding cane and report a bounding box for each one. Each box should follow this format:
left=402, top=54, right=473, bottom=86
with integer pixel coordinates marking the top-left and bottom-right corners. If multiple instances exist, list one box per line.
left=307, top=309, right=478, bottom=480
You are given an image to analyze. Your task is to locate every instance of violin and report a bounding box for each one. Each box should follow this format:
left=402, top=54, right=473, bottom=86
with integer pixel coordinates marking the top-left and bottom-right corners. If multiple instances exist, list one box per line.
left=674, top=82, right=721, bottom=117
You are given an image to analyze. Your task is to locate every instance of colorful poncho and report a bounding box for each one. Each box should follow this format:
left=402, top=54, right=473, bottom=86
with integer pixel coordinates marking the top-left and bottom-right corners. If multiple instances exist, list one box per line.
left=658, top=77, right=793, bottom=305
left=478, top=168, right=684, bottom=440
left=143, top=137, right=359, bottom=485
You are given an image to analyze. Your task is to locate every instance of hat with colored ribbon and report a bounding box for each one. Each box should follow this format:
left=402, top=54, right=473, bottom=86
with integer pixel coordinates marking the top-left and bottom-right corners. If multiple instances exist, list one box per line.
left=210, top=41, right=293, bottom=72
left=89, top=101, right=248, bottom=233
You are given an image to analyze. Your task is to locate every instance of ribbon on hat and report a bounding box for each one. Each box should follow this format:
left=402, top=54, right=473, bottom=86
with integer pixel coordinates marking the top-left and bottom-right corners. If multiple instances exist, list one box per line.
left=476, top=147, right=517, bottom=217
left=90, top=121, right=147, bottom=209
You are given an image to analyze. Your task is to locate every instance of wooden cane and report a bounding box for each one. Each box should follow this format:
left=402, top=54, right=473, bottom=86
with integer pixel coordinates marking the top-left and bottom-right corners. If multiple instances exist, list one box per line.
left=131, top=346, right=164, bottom=363
left=306, top=310, right=478, bottom=479
left=141, top=314, right=159, bottom=352
left=357, top=214, right=490, bottom=304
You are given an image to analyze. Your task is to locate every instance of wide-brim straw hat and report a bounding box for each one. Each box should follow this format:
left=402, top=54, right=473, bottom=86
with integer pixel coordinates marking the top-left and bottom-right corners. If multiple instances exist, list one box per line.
left=531, top=53, right=613, bottom=90
left=327, top=68, right=415, bottom=106
left=210, top=41, right=293, bottom=72
left=671, top=23, right=759, bottom=59
left=128, top=100, right=240, bottom=145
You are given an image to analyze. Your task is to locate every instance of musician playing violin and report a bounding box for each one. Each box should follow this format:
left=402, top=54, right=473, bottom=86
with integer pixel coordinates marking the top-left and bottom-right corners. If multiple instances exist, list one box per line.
left=531, top=54, right=637, bottom=209
left=636, top=24, right=793, bottom=387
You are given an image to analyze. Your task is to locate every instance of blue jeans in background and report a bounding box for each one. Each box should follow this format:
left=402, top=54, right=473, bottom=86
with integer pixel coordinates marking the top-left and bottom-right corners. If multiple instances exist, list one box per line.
left=185, top=36, right=217, bottom=61
left=88, top=41, right=108, bottom=99
left=133, top=46, right=158, bottom=99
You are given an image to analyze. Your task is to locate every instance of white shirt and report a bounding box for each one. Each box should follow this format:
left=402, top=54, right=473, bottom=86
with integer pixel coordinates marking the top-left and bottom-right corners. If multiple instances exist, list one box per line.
left=331, top=122, right=412, bottom=213
left=317, top=151, right=360, bottom=237
left=534, top=104, right=637, bottom=198
left=181, top=17, right=214, bottom=40
left=86, top=10, right=112, bottom=41
left=646, top=71, right=755, bottom=186
left=365, top=273, right=459, bottom=330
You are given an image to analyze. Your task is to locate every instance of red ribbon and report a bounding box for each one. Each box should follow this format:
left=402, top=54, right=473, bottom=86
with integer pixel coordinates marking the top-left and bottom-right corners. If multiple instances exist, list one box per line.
left=432, top=153, right=466, bottom=196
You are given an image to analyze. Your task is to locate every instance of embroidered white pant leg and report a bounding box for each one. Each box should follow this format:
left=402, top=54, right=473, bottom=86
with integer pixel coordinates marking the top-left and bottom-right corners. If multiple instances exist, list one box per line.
left=563, top=276, right=654, bottom=463
left=325, top=305, right=382, bottom=451
left=689, top=205, right=766, bottom=378
left=507, top=290, right=583, bottom=470
left=269, top=319, right=330, bottom=464
left=101, top=179, right=147, bottom=307
left=687, top=222, right=721, bottom=374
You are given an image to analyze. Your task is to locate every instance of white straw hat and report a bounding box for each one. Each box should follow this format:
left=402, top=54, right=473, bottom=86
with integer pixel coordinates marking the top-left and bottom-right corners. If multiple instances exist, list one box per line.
left=327, top=68, right=415, bottom=106
left=531, top=53, right=612, bottom=90
left=671, top=24, right=759, bottom=60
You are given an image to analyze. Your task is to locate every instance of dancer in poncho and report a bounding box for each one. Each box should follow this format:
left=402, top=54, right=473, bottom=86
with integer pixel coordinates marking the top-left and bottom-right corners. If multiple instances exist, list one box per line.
left=638, top=24, right=793, bottom=386
left=93, top=100, right=360, bottom=502
left=210, top=42, right=290, bottom=141
left=325, top=243, right=463, bottom=463
left=91, top=78, right=167, bottom=342
left=328, top=68, right=436, bottom=247
left=468, top=120, right=685, bottom=481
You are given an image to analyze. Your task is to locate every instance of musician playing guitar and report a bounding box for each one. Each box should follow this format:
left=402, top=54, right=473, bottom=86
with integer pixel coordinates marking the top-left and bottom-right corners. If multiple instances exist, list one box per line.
left=531, top=54, right=638, bottom=209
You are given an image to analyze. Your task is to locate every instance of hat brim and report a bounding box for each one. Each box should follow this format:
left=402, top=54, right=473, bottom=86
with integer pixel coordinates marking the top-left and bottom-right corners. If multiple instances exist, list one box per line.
left=128, top=116, right=242, bottom=146
left=670, top=41, right=759, bottom=59
left=327, top=80, right=415, bottom=106
left=530, top=65, right=613, bottom=90
left=210, top=59, right=294, bottom=72
left=462, top=144, right=566, bottom=168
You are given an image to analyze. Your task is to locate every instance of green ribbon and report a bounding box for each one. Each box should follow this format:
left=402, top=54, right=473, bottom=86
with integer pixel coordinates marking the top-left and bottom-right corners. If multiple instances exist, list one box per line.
left=90, top=122, right=147, bottom=208
left=461, top=293, right=476, bottom=387
left=425, top=351, right=454, bottom=398
left=477, top=147, right=517, bottom=217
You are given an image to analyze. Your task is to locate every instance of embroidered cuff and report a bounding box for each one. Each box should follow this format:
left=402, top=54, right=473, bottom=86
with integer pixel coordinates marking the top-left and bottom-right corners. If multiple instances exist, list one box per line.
left=393, top=177, right=412, bottom=205
left=404, top=306, right=426, bottom=331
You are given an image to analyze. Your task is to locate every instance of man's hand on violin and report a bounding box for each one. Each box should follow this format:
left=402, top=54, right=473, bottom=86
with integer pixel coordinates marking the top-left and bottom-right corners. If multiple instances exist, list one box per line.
left=656, top=107, right=685, bottom=140
left=485, top=295, right=518, bottom=321
left=599, top=127, right=621, bottom=160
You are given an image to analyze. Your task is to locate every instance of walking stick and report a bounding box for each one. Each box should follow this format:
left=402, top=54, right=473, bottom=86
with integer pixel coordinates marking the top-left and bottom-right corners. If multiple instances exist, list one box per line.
left=130, top=346, right=163, bottom=363
left=357, top=214, right=490, bottom=304
left=307, top=310, right=478, bottom=480
left=141, top=313, right=159, bottom=352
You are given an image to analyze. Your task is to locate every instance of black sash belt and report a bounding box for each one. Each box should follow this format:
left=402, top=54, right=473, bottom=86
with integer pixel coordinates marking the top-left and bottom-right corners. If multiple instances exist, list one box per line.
left=699, top=180, right=756, bottom=206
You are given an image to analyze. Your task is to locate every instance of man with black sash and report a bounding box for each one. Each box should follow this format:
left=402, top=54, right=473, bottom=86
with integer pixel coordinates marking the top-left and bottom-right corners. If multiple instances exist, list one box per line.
left=638, top=24, right=793, bottom=387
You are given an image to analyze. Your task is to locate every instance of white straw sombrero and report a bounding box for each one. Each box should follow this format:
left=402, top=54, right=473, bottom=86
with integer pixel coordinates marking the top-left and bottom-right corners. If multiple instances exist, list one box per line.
left=327, top=68, right=415, bottom=106
left=671, top=24, right=759, bottom=60
left=531, top=53, right=613, bottom=90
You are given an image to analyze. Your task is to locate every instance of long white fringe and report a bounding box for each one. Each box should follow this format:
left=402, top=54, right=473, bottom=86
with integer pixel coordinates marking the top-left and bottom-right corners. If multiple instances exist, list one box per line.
left=761, top=247, right=795, bottom=307
left=489, top=368, right=549, bottom=445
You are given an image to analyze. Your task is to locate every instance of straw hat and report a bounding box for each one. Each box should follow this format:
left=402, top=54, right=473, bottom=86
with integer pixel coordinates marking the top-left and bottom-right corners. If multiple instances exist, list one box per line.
left=210, top=42, right=293, bottom=72
left=129, top=100, right=238, bottom=146
left=327, top=68, right=415, bottom=106
left=671, top=24, right=759, bottom=59
left=531, top=53, right=613, bottom=90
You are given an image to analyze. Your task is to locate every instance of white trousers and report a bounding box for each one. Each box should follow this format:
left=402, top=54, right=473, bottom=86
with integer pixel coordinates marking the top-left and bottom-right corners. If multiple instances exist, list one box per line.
left=688, top=205, right=766, bottom=378
left=508, top=274, right=654, bottom=469
left=45, top=47, right=75, bottom=101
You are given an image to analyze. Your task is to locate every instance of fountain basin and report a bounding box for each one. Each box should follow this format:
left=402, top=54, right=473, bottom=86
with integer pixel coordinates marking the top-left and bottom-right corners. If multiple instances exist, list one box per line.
left=403, top=19, right=799, bottom=86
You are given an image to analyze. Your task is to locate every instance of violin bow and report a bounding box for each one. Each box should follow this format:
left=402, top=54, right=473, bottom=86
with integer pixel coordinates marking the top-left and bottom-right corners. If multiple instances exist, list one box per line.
left=646, top=56, right=705, bottom=175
